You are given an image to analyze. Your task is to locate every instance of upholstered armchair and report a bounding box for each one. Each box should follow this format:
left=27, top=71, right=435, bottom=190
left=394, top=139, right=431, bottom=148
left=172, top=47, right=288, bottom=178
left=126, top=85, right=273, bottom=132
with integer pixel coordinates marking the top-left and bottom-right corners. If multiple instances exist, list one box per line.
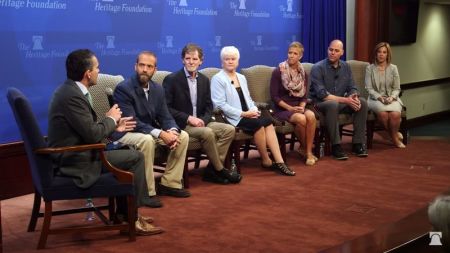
left=7, top=87, right=136, bottom=249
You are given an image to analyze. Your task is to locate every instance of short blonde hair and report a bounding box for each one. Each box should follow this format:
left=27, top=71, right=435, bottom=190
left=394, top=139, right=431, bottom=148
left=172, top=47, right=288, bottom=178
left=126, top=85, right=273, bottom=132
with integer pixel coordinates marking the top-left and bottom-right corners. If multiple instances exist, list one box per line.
left=220, top=46, right=240, bottom=61
left=289, top=41, right=304, bottom=54
left=373, top=42, right=392, bottom=65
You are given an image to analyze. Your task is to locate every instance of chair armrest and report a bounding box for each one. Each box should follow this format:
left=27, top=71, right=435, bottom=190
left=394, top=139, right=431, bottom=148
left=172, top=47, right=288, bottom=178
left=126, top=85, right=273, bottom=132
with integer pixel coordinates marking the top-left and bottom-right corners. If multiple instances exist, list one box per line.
left=34, top=143, right=106, bottom=154
left=212, top=108, right=250, bottom=134
left=35, top=143, right=133, bottom=184
left=255, top=102, right=271, bottom=110
left=99, top=152, right=134, bottom=183
left=213, top=108, right=231, bottom=124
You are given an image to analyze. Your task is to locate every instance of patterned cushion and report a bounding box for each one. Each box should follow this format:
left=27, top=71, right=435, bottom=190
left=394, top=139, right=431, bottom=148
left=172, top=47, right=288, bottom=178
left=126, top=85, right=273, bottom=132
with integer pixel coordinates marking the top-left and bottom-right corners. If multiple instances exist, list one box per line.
left=240, top=65, right=275, bottom=104
left=152, top=70, right=172, bottom=85
left=91, top=73, right=124, bottom=121
left=199, top=67, right=221, bottom=80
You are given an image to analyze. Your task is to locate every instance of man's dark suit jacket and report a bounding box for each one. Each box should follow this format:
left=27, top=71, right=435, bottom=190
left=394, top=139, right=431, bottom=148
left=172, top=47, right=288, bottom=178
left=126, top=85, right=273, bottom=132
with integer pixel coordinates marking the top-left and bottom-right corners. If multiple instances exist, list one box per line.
left=163, top=69, right=213, bottom=129
left=48, top=80, right=116, bottom=188
left=112, top=75, right=179, bottom=140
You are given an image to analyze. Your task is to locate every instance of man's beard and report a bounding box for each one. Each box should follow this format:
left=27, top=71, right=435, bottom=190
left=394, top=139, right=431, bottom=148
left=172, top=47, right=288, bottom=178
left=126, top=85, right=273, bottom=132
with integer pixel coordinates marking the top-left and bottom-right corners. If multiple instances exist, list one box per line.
left=137, top=73, right=151, bottom=85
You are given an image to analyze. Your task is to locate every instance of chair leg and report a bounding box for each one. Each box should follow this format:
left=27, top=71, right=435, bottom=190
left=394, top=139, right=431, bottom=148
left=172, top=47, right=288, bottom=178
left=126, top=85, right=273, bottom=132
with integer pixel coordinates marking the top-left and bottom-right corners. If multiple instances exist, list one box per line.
left=243, top=140, right=251, bottom=159
left=194, top=152, right=201, bottom=169
left=37, top=201, right=52, bottom=249
left=313, top=128, right=321, bottom=158
left=366, top=120, right=375, bottom=149
left=289, top=134, right=296, bottom=151
left=127, top=195, right=136, bottom=242
left=183, top=160, right=190, bottom=189
left=108, top=197, right=115, bottom=222
left=28, top=192, right=42, bottom=232
left=400, top=116, right=408, bottom=145
left=233, top=141, right=241, bottom=174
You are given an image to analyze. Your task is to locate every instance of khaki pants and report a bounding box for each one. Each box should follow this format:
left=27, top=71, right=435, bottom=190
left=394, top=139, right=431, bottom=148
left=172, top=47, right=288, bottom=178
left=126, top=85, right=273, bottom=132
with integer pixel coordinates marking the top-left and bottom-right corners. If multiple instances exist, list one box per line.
left=184, top=122, right=235, bottom=170
left=118, top=130, right=188, bottom=196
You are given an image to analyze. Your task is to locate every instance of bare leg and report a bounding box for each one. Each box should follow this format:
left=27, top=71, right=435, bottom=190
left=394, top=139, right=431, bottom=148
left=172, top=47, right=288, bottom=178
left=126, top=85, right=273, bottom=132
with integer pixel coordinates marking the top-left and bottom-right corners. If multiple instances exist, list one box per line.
left=377, top=111, right=389, bottom=129
left=289, top=113, right=306, bottom=150
left=388, top=112, right=404, bottom=148
left=305, top=110, right=317, bottom=159
left=264, top=125, right=284, bottom=163
left=253, top=127, right=272, bottom=165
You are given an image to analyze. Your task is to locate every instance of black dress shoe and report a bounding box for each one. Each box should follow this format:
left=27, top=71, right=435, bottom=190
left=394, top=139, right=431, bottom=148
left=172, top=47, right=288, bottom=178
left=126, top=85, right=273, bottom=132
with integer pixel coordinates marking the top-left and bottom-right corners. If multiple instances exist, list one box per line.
left=217, top=168, right=242, bottom=184
left=203, top=167, right=229, bottom=184
left=142, top=196, right=163, bottom=208
left=352, top=143, right=368, bottom=157
left=332, top=144, right=348, bottom=160
left=157, top=183, right=191, bottom=198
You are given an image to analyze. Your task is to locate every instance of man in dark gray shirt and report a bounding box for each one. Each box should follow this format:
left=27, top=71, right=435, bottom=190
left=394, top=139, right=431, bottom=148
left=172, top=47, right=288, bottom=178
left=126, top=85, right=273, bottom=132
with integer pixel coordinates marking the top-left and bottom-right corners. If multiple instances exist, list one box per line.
left=310, top=40, right=368, bottom=160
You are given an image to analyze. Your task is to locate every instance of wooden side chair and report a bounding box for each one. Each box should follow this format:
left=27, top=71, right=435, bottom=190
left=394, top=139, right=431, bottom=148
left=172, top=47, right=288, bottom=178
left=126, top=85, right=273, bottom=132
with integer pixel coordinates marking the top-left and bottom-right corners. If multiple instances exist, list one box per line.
left=7, top=87, right=136, bottom=249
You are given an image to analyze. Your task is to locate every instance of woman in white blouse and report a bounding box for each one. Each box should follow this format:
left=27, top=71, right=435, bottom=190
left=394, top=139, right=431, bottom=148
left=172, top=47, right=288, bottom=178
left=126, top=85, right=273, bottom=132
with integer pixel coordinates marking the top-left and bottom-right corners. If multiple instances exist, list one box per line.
left=365, top=42, right=405, bottom=148
left=211, top=46, right=295, bottom=176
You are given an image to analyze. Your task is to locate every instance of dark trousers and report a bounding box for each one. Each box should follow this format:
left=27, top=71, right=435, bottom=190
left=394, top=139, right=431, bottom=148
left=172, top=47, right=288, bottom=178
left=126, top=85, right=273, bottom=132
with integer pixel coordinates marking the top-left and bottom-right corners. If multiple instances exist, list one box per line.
left=316, top=97, right=368, bottom=145
left=105, top=149, right=149, bottom=217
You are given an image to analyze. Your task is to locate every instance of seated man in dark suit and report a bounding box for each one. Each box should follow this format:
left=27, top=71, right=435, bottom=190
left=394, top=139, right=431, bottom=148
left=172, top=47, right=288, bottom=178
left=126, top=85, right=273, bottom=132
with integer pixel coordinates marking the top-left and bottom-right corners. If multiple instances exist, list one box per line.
left=48, top=49, right=163, bottom=236
left=163, top=43, right=241, bottom=184
left=112, top=51, right=190, bottom=207
left=310, top=39, right=368, bottom=160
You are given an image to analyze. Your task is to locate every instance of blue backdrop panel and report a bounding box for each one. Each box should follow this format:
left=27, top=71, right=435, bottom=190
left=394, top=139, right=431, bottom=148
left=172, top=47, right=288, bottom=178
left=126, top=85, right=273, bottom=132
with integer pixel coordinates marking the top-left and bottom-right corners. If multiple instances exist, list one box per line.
left=0, top=0, right=344, bottom=144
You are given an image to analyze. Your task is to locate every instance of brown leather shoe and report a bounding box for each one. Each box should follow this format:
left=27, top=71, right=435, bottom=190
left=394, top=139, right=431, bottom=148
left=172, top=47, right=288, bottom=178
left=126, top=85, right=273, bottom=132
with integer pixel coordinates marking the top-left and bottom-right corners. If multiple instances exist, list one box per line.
left=135, top=217, right=164, bottom=236
left=139, top=215, right=154, bottom=223
left=121, top=217, right=163, bottom=236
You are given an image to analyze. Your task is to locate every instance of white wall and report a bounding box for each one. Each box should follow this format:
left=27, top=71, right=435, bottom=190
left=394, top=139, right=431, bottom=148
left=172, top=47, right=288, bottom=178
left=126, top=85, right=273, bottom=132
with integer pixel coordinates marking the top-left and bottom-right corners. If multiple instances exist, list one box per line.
left=393, top=2, right=450, bottom=119
left=392, top=2, right=450, bottom=83
left=347, top=0, right=450, bottom=119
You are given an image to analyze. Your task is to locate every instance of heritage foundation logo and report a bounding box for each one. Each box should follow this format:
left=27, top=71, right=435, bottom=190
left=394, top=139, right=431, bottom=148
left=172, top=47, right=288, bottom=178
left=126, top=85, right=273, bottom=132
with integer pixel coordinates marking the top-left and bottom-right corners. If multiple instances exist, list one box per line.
left=215, top=36, right=222, bottom=47
left=166, top=36, right=173, bottom=48
left=32, top=35, right=43, bottom=50
left=106, top=35, right=115, bottom=49
left=287, top=0, right=293, bottom=12
left=238, top=0, right=245, bottom=10
left=429, top=232, right=443, bottom=246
